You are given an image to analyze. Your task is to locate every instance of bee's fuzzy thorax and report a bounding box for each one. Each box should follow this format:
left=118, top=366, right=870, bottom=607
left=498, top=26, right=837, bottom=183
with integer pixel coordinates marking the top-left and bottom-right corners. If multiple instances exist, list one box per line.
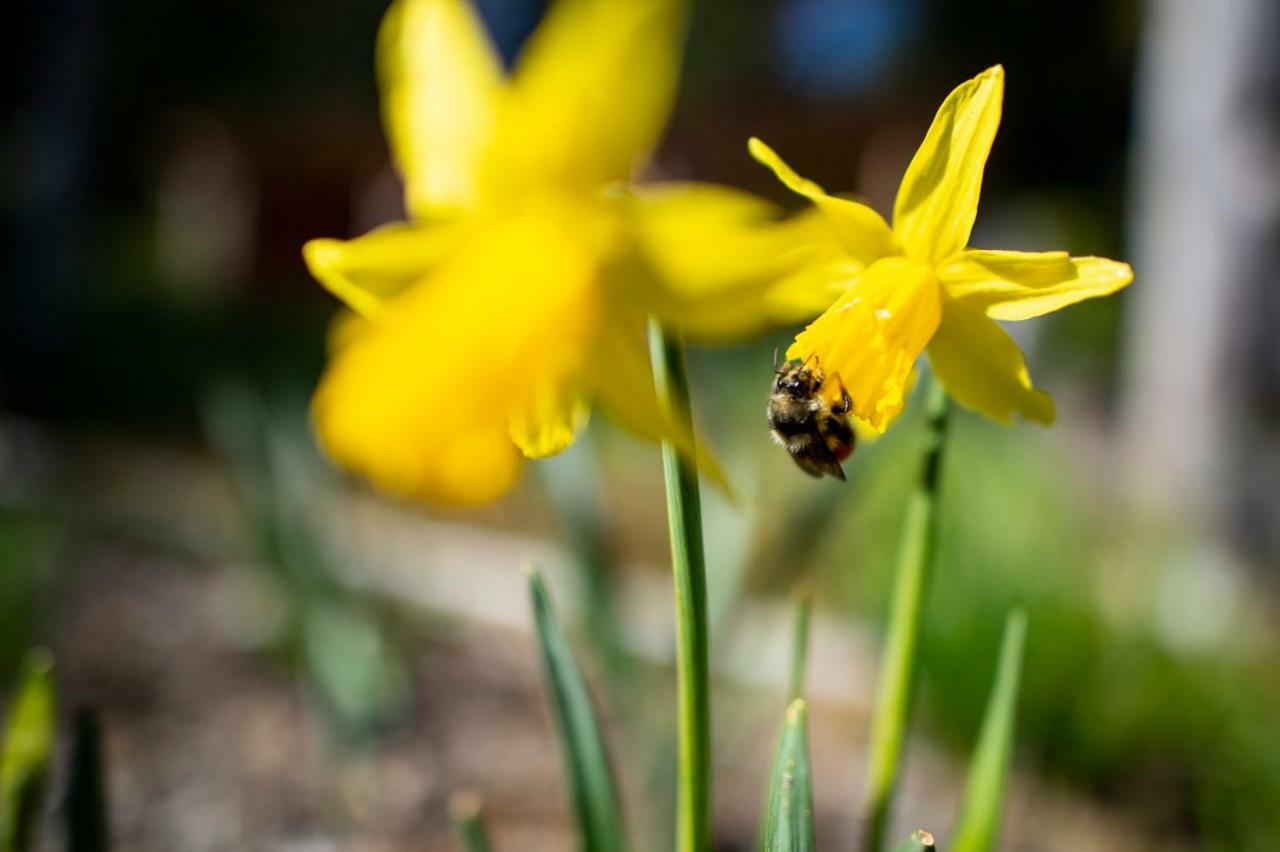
left=767, top=360, right=855, bottom=480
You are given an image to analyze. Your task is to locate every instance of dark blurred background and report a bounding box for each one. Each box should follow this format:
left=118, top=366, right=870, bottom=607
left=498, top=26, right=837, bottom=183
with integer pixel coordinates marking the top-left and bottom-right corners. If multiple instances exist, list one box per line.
left=3, top=0, right=1279, bottom=849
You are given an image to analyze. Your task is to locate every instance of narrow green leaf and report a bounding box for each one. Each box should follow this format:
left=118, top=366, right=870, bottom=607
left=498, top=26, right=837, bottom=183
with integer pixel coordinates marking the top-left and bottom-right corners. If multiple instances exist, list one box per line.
left=787, top=591, right=814, bottom=704
left=863, top=378, right=951, bottom=852
left=892, top=829, right=937, bottom=852
left=951, top=610, right=1028, bottom=852
left=648, top=320, right=712, bottom=852
left=449, top=792, right=492, bottom=852
left=763, top=699, right=814, bottom=852
left=64, top=708, right=109, bottom=852
left=528, top=569, right=626, bottom=852
left=1, top=649, right=56, bottom=852
left=758, top=592, right=817, bottom=849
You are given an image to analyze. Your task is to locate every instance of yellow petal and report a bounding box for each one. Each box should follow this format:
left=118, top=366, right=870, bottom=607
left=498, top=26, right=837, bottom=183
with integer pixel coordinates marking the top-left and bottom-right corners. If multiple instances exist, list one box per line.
left=378, top=0, right=504, bottom=216
left=312, top=217, right=600, bottom=505
left=302, top=222, right=462, bottom=319
left=748, top=138, right=897, bottom=265
left=926, top=303, right=1055, bottom=425
left=630, top=182, right=787, bottom=287
left=893, top=66, right=1004, bottom=263
left=764, top=249, right=863, bottom=323
left=627, top=182, right=837, bottom=340
left=510, top=380, right=591, bottom=458
left=500, top=0, right=684, bottom=190
left=786, top=257, right=942, bottom=432
left=938, top=250, right=1134, bottom=321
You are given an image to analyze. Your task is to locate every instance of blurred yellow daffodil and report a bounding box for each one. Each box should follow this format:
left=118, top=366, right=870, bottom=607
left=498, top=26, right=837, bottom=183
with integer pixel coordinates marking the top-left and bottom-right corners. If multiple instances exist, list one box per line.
left=305, top=0, right=822, bottom=504
left=751, top=66, right=1133, bottom=431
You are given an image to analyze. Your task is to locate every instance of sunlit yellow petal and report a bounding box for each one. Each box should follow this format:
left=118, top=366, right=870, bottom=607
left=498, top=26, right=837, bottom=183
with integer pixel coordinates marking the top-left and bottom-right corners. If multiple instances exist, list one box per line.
left=926, top=303, right=1055, bottom=425
left=629, top=181, right=782, bottom=289
left=378, top=0, right=504, bottom=216
left=302, top=222, right=462, bottom=319
left=764, top=249, right=862, bottom=323
left=312, top=217, right=600, bottom=505
left=938, top=250, right=1134, bottom=321
left=500, top=0, right=684, bottom=190
left=627, top=182, right=836, bottom=340
left=893, top=65, right=1004, bottom=263
left=786, top=257, right=942, bottom=432
left=510, top=380, right=591, bottom=458
left=748, top=138, right=897, bottom=265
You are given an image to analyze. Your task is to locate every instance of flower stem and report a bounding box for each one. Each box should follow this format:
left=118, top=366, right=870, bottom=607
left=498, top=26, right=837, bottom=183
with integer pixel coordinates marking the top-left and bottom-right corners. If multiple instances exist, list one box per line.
left=861, top=377, right=951, bottom=852
left=648, top=320, right=712, bottom=852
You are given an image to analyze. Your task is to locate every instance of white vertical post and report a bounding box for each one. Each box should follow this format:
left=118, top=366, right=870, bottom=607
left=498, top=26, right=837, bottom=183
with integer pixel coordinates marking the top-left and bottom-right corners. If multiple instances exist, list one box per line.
left=1120, top=0, right=1276, bottom=533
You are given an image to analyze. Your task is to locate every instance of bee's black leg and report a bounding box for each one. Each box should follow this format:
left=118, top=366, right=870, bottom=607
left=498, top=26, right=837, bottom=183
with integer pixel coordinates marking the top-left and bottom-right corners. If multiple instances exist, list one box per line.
left=823, top=415, right=854, bottom=447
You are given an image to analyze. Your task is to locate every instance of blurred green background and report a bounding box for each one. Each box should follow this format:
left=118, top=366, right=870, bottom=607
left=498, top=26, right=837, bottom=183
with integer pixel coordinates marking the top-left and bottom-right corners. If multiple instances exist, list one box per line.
left=4, top=0, right=1279, bottom=849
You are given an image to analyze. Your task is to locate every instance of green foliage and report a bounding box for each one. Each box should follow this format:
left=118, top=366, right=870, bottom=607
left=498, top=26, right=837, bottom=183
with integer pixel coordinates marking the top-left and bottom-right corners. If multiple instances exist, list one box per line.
left=528, top=569, right=627, bottom=852
left=919, top=415, right=1280, bottom=849
left=952, top=611, right=1027, bottom=852
left=763, top=700, right=814, bottom=852
left=783, top=386, right=1280, bottom=850
left=0, top=650, right=55, bottom=852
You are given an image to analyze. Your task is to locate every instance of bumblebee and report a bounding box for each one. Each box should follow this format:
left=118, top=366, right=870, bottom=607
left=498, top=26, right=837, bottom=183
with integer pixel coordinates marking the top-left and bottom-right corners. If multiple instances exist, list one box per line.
left=767, top=360, right=855, bottom=480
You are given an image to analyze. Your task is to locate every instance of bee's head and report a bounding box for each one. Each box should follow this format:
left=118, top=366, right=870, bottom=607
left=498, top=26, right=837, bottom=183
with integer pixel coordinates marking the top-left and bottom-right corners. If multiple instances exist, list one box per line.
left=773, top=365, right=816, bottom=398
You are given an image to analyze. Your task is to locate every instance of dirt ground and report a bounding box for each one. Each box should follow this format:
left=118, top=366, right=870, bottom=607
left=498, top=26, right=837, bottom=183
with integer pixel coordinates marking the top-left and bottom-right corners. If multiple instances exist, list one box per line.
left=10, top=434, right=1182, bottom=851
left=37, top=544, right=1169, bottom=850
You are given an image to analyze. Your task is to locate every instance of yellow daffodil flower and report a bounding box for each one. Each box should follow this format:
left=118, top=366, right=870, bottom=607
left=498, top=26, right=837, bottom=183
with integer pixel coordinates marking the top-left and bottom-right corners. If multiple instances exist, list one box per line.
left=751, top=66, right=1133, bottom=432
left=305, top=0, right=823, bottom=505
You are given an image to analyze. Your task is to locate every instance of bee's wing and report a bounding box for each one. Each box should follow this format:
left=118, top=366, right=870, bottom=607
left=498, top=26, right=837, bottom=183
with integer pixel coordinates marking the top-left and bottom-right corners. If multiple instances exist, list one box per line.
left=787, top=433, right=846, bottom=481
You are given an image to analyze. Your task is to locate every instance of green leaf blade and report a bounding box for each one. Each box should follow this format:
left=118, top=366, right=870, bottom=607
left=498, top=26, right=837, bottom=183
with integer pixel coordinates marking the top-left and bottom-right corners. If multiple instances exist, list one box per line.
left=764, top=699, right=814, bottom=852
left=1, top=649, right=56, bottom=852
left=951, top=609, right=1028, bottom=852
left=758, top=592, right=816, bottom=851
left=528, top=569, right=626, bottom=852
